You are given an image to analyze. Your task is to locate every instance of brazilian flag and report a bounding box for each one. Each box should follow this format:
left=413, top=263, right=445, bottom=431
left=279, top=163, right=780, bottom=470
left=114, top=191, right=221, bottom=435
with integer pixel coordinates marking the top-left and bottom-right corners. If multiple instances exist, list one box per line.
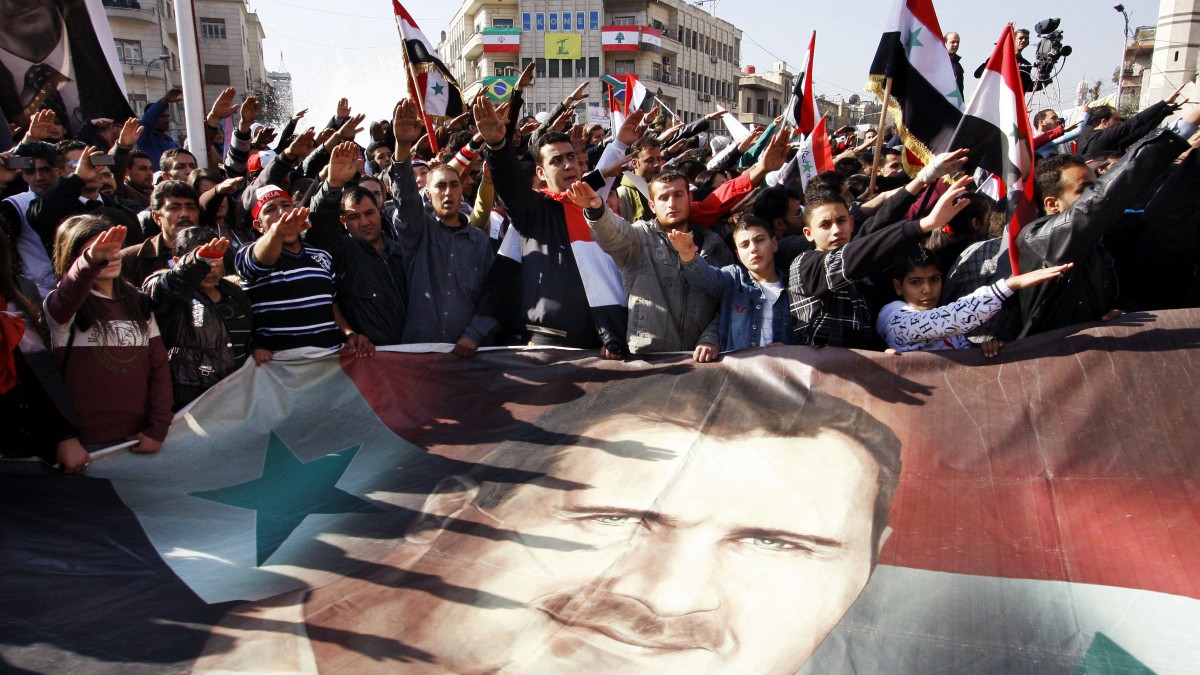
left=483, top=76, right=517, bottom=102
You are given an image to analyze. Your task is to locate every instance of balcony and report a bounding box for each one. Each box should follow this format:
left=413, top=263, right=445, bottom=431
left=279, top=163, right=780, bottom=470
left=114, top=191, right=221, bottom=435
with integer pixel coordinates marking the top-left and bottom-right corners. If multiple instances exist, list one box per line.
left=738, top=74, right=780, bottom=93
left=462, top=31, right=484, bottom=60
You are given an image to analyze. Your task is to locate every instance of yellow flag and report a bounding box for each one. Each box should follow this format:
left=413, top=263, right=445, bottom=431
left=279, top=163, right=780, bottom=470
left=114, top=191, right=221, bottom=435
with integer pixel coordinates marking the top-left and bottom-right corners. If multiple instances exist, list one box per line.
left=545, top=33, right=582, bottom=60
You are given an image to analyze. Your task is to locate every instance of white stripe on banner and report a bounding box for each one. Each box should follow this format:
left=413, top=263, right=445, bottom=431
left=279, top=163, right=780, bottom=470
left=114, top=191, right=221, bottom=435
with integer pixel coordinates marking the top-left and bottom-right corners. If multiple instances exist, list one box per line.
left=569, top=240, right=626, bottom=308
left=966, top=69, right=1029, bottom=180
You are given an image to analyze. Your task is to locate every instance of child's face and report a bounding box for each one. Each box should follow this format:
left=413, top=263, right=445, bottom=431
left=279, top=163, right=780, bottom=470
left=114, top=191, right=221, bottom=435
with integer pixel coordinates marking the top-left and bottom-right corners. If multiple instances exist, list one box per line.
left=894, top=264, right=942, bottom=310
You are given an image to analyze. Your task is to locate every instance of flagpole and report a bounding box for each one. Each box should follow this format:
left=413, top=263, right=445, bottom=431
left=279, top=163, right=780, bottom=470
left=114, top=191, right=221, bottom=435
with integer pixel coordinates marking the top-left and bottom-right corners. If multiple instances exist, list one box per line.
left=867, top=76, right=893, bottom=197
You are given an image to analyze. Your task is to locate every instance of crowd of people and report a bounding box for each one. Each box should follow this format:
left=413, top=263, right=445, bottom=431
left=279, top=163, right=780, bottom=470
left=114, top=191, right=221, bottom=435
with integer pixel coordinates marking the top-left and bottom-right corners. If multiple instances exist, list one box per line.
left=3, top=56, right=1200, bottom=473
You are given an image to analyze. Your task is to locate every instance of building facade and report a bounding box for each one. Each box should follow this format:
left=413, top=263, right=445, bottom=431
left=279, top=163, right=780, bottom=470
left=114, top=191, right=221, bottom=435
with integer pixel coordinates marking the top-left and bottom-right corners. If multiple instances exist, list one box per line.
left=1141, top=0, right=1197, bottom=112
left=102, top=0, right=269, bottom=137
left=438, top=0, right=741, bottom=126
left=736, top=61, right=790, bottom=128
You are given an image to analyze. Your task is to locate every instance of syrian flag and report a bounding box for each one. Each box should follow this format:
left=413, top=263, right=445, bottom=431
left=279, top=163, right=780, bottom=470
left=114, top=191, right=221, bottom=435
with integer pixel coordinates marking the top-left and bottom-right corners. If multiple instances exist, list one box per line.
left=794, top=116, right=834, bottom=189
left=393, top=0, right=464, bottom=151
left=867, top=0, right=963, bottom=173
left=785, top=32, right=818, bottom=135
left=940, top=25, right=1036, bottom=274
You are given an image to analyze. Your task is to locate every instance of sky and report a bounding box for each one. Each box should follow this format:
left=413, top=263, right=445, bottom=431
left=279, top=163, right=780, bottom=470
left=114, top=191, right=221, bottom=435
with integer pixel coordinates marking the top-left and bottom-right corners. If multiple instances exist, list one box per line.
left=243, top=0, right=1165, bottom=128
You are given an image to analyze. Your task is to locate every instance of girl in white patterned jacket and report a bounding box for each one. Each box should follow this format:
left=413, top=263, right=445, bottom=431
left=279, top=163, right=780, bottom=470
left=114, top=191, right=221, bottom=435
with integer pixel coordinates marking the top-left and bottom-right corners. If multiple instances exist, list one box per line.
left=876, top=247, right=1072, bottom=355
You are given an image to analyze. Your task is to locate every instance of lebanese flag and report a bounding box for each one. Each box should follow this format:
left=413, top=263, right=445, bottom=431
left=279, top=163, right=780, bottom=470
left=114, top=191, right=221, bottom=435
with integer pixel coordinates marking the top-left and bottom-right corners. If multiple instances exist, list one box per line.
left=785, top=31, right=818, bottom=136
left=794, top=115, right=834, bottom=189
left=867, top=0, right=963, bottom=173
left=483, top=26, right=521, bottom=53
left=602, top=25, right=639, bottom=51
left=940, top=25, right=1036, bottom=274
left=393, top=0, right=464, bottom=147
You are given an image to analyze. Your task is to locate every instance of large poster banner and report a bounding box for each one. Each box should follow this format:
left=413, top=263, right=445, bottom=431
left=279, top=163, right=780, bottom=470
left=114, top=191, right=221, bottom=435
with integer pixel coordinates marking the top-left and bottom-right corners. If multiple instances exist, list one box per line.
left=2, top=310, right=1199, bottom=673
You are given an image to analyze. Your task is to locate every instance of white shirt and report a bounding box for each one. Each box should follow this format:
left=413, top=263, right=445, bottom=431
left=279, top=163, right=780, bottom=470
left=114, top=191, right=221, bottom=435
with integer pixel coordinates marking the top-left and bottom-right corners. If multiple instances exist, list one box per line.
left=2, top=190, right=56, bottom=298
left=757, top=279, right=783, bottom=345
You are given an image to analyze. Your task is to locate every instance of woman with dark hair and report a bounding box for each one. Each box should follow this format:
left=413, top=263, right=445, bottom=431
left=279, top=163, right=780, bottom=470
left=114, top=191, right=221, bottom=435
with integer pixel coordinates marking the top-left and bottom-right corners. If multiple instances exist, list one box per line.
left=0, top=228, right=90, bottom=472
left=144, top=226, right=253, bottom=409
left=192, top=169, right=254, bottom=252
left=45, top=216, right=172, bottom=452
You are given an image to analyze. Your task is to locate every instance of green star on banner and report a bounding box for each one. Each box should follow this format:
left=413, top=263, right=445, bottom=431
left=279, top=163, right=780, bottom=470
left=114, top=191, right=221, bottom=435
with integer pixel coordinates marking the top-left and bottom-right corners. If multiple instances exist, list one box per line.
left=1074, top=632, right=1154, bottom=674
left=431, top=82, right=445, bottom=97
left=946, top=88, right=964, bottom=108
left=905, top=27, right=924, bottom=54
left=1010, top=124, right=1023, bottom=141
left=190, top=432, right=378, bottom=565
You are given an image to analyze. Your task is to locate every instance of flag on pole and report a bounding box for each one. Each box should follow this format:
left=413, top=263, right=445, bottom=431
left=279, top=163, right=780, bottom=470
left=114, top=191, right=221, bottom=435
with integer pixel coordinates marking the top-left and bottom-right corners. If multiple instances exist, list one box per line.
left=785, top=32, right=818, bottom=136
left=717, top=105, right=751, bottom=142
left=795, top=116, right=835, bottom=189
left=940, top=25, right=1035, bottom=274
left=393, top=0, right=464, bottom=152
left=601, top=73, right=648, bottom=129
left=866, top=0, right=963, bottom=174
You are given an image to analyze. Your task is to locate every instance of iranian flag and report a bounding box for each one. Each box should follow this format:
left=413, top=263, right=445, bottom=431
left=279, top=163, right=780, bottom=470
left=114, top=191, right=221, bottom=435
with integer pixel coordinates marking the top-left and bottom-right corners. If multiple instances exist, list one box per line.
left=602, top=25, right=640, bottom=51
left=483, top=26, right=521, bottom=53
left=940, top=25, right=1036, bottom=274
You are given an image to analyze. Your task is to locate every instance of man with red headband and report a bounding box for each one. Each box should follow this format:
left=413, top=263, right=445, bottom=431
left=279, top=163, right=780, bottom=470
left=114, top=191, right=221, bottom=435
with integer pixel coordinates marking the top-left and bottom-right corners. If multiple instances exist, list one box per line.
left=233, top=185, right=370, bottom=365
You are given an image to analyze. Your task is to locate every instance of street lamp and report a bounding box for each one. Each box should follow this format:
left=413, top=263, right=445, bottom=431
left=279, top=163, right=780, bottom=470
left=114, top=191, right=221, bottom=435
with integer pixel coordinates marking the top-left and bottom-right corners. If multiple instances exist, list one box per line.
left=144, top=54, right=171, bottom=108
left=1115, top=4, right=1131, bottom=111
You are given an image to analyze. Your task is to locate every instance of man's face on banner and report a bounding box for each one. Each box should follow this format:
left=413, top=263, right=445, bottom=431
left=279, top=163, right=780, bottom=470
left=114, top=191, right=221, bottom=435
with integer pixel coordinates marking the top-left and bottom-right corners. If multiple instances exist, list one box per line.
left=0, top=0, right=61, bottom=63
left=333, top=415, right=882, bottom=673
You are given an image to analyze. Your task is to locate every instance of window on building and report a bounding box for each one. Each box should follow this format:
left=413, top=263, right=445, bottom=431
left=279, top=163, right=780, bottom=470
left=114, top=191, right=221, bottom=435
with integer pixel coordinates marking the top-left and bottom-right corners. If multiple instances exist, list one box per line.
left=614, top=15, right=636, bottom=25
left=615, top=59, right=634, bottom=75
left=549, top=59, right=560, bottom=77
left=756, top=98, right=765, bottom=115
left=589, top=11, right=599, bottom=31
left=204, top=64, right=230, bottom=85
left=536, top=13, right=545, bottom=30
left=199, top=18, right=226, bottom=39
left=492, top=18, right=514, bottom=27
left=495, top=61, right=516, bottom=76
left=576, top=12, right=585, bottom=31
left=588, top=56, right=600, bottom=77
left=691, top=31, right=698, bottom=50
left=535, top=58, right=546, bottom=77
left=522, top=57, right=533, bottom=73
left=522, top=12, right=531, bottom=31
left=575, top=58, right=586, bottom=78
left=562, top=12, right=571, bottom=30
left=115, top=39, right=142, bottom=64
left=549, top=12, right=557, bottom=30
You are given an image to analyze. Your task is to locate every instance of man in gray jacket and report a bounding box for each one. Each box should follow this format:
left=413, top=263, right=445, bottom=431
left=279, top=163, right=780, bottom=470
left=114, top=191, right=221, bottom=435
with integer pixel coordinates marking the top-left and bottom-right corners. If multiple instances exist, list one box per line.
left=567, top=127, right=786, bottom=361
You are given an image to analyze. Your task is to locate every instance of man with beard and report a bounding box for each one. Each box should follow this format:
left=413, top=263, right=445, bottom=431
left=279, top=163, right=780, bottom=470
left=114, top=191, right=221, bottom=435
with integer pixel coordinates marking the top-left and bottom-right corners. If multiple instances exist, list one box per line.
left=120, top=180, right=201, bottom=286
left=198, top=368, right=902, bottom=675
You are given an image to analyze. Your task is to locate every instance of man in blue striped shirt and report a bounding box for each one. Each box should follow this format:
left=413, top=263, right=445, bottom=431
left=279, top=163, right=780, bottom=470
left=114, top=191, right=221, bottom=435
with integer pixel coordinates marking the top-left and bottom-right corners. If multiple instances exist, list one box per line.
left=234, top=185, right=371, bottom=365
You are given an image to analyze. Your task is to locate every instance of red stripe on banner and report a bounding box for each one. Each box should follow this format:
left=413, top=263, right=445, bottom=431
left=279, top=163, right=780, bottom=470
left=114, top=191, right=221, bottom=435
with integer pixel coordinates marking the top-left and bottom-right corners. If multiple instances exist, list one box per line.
left=904, top=0, right=944, bottom=38
left=811, top=116, right=834, bottom=173
left=484, top=44, right=521, bottom=53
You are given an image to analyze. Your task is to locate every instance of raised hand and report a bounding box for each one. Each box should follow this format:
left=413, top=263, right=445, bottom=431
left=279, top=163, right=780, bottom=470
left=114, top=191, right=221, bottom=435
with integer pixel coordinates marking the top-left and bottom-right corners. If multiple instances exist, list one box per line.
left=916, top=148, right=969, bottom=184
left=617, top=108, right=647, bottom=147
left=336, top=113, right=366, bottom=141
left=284, top=127, right=316, bottom=161
left=252, top=126, right=277, bottom=147
left=472, top=93, right=507, bottom=144
left=26, top=109, right=58, bottom=141
left=447, top=111, right=471, bottom=131
left=327, top=141, right=360, bottom=188
left=737, top=126, right=765, bottom=153
left=704, top=110, right=726, bottom=122
left=270, top=207, right=311, bottom=239
left=196, top=237, right=231, bottom=260
left=206, top=87, right=238, bottom=125
left=657, top=122, right=684, bottom=143
left=164, top=88, right=183, bottom=104
left=314, top=127, right=336, bottom=145
left=918, top=175, right=973, bottom=233
left=215, top=176, right=243, bottom=195
left=73, top=145, right=103, bottom=183
left=565, top=80, right=589, bottom=106
left=1006, top=262, right=1074, bottom=290
left=336, top=97, right=351, bottom=120
left=666, top=228, right=698, bottom=262
left=117, top=117, right=143, bottom=148
left=515, top=61, right=536, bottom=90
left=291, top=107, right=308, bottom=123
left=391, top=99, right=424, bottom=145
left=238, top=95, right=260, bottom=132
left=568, top=124, right=586, bottom=153
left=565, top=181, right=602, bottom=209
left=84, top=225, right=127, bottom=265
left=758, top=124, right=792, bottom=172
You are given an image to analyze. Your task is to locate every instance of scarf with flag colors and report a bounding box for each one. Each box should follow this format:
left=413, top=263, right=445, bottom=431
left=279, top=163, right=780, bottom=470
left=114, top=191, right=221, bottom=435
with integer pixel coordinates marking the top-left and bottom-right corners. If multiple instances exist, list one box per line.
left=392, top=0, right=464, bottom=152
left=4, top=311, right=1200, bottom=672
left=866, top=0, right=963, bottom=173
left=940, top=25, right=1036, bottom=274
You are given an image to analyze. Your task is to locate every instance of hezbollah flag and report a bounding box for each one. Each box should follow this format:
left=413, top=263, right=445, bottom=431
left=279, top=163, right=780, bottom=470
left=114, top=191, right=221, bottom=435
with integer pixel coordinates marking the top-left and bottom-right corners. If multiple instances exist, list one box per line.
left=4, top=313, right=1200, bottom=672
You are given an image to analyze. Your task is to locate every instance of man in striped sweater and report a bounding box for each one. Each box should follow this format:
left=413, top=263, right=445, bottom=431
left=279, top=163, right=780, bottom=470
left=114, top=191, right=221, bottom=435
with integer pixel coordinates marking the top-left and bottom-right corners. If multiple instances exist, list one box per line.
left=234, top=185, right=371, bottom=365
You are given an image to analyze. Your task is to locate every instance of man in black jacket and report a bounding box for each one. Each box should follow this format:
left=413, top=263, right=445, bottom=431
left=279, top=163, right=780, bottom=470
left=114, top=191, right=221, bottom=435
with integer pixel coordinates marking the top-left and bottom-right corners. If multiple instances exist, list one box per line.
left=1016, top=97, right=1200, bottom=337
left=1075, top=89, right=1180, bottom=159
